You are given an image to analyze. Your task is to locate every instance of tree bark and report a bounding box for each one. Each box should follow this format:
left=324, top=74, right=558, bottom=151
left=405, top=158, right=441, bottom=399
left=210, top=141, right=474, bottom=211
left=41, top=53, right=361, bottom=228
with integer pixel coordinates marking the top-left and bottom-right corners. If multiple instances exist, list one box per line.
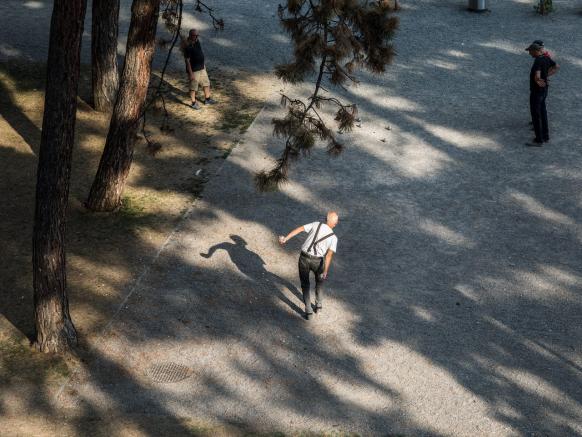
left=92, top=0, right=120, bottom=111
left=33, top=0, right=87, bottom=353
left=86, top=0, right=161, bottom=212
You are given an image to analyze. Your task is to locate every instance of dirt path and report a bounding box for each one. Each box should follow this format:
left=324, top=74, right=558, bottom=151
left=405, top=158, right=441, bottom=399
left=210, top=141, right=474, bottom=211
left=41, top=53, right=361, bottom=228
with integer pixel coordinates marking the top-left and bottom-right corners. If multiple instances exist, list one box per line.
left=2, top=0, right=582, bottom=436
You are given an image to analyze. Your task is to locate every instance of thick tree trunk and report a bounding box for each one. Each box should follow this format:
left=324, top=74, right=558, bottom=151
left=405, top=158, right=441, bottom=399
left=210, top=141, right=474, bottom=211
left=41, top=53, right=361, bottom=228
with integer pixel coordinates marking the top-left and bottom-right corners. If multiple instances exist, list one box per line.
left=92, top=0, right=120, bottom=111
left=33, top=0, right=87, bottom=353
left=86, top=0, right=161, bottom=212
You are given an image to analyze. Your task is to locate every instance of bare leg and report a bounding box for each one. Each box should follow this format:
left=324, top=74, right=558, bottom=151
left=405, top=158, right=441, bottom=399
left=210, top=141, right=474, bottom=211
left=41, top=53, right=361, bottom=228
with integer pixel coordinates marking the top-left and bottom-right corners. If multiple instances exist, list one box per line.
left=203, top=86, right=211, bottom=100
left=190, top=90, right=197, bottom=104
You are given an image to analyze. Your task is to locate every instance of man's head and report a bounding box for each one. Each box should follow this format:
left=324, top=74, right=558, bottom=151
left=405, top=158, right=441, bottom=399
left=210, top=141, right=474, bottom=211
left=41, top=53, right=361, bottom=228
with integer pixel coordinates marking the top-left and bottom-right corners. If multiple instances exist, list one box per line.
left=526, top=42, right=543, bottom=57
left=326, top=211, right=339, bottom=229
left=189, top=29, right=199, bottom=42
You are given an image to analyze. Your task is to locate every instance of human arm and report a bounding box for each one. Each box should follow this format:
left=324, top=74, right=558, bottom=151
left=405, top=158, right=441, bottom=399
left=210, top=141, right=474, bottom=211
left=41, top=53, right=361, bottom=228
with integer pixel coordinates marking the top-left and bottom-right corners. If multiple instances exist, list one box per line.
left=184, top=48, right=194, bottom=79
left=186, top=60, right=194, bottom=80
left=534, top=70, right=546, bottom=88
left=279, top=226, right=305, bottom=245
left=321, top=249, right=335, bottom=279
left=548, top=64, right=559, bottom=77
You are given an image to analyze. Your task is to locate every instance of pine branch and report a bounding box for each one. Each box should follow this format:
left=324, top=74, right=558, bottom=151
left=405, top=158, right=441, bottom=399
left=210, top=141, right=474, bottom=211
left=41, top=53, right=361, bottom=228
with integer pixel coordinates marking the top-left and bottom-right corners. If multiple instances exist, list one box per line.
left=256, top=0, right=397, bottom=192
left=194, top=0, right=225, bottom=30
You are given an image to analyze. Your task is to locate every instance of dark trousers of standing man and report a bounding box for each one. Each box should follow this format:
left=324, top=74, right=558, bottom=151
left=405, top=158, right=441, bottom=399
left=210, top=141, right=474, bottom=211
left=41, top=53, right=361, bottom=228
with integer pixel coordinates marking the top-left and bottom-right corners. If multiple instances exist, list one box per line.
left=530, top=89, right=549, bottom=142
left=298, top=252, right=324, bottom=315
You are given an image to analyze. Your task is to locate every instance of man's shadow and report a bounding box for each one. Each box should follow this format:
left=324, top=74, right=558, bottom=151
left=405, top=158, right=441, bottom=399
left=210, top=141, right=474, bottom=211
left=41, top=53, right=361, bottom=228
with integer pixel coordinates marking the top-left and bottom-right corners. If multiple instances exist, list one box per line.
left=200, top=235, right=304, bottom=316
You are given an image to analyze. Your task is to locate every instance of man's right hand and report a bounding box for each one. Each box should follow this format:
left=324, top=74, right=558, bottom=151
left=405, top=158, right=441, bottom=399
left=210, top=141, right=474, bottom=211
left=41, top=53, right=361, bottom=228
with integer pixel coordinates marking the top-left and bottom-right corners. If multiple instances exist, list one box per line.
left=189, top=74, right=195, bottom=81
left=278, top=236, right=286, bottom=245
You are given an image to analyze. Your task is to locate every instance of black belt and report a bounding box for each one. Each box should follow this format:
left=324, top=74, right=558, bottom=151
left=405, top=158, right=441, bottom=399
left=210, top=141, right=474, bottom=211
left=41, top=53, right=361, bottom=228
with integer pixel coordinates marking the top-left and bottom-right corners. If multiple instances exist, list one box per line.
left=301, top=251, right=322, bottom=260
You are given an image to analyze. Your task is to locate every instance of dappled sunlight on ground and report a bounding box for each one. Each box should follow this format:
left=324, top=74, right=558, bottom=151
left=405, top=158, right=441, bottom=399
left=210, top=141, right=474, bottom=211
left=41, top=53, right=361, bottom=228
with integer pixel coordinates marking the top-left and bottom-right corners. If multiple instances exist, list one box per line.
left=1, top=0, right=582, bottom=435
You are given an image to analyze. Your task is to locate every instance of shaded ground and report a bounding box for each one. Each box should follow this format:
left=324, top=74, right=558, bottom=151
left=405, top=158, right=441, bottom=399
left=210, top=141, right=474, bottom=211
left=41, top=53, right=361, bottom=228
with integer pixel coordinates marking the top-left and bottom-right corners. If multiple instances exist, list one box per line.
left=2, top=0, right=582, bottom=436
left=0, top=59, right=271, bottom=433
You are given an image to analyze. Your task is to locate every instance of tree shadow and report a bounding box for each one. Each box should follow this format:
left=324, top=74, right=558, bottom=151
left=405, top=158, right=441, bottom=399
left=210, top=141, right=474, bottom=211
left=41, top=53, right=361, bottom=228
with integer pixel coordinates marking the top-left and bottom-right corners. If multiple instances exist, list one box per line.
left=2, top=0, right=582, bottom=435
left=0, top=81, right=41, bottom=154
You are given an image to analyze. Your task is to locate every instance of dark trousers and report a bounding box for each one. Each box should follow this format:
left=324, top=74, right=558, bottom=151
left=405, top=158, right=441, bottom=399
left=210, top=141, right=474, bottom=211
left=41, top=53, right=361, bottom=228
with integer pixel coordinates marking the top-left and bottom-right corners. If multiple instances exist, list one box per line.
left=298, top=252, right=324, bottom=314
left=530, top=89, right=549, bottom=142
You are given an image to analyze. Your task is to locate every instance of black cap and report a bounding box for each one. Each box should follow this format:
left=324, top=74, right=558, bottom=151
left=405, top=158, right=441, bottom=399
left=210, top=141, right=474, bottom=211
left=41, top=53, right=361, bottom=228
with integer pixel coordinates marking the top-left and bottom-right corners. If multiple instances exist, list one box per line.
left=532, top=40, right=544, bottom=47
left=525, top=43, right=543, bottom=52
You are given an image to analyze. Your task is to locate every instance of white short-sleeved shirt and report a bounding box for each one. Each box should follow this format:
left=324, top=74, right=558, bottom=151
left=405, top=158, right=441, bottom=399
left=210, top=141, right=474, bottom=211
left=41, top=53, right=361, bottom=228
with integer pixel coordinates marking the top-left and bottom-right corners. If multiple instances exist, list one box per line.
left=301, top=222, right=338, bottom=257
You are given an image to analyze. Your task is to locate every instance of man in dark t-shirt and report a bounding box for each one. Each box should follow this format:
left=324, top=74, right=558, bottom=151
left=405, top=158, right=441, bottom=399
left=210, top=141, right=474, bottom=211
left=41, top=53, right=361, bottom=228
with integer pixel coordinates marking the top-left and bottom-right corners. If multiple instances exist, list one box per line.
left=526, top=42, right=559, bottom=146
left=184, top=29, right=216, bottom=110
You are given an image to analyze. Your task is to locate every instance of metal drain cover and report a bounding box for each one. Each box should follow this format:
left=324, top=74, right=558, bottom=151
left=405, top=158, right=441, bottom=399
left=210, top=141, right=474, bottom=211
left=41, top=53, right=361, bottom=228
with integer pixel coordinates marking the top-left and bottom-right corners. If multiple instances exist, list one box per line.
left=145, top=362, right=192, bottom=383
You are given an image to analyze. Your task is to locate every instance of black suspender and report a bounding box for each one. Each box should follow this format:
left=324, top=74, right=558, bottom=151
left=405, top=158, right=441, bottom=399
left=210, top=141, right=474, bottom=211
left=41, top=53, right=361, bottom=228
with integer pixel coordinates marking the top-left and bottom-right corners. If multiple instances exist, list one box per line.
left=307, top=222, right=335, bottom=255
left=307, top=223, right=322, bottom=254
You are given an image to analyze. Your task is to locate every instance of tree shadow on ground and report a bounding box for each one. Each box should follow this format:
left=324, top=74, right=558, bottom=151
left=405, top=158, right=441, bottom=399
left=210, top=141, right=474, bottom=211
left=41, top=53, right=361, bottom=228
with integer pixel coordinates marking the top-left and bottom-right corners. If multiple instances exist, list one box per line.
left=0, top=55, right=278, bottom=434
left=99, top=1, right=580, bottom=433
left=2, top=0, right=582, bottom=435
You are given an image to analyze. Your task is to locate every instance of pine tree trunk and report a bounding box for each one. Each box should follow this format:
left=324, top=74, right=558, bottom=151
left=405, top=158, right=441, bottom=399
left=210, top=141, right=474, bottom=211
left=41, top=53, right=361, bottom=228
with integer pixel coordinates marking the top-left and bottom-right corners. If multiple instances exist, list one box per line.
left=85, top=0, right=161, bottom=212
left=92, top=0, right=120, bottom=111
left=33, top=0, right=87, bottom=353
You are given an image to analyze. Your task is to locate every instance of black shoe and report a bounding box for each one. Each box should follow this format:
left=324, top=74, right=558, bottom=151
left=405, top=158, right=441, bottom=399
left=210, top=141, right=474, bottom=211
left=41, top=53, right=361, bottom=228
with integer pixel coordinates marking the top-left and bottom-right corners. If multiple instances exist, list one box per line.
left=526, top=139, right=543, bottom=147
left=305, top=312, right=313, bottom=320
left=314, top=304, right=322, bottom=313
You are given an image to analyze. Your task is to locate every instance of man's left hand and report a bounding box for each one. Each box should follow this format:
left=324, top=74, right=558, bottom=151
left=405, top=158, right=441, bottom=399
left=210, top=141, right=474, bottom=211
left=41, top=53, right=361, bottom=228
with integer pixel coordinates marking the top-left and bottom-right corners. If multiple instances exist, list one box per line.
left=320, top=271, right=328, bottom=280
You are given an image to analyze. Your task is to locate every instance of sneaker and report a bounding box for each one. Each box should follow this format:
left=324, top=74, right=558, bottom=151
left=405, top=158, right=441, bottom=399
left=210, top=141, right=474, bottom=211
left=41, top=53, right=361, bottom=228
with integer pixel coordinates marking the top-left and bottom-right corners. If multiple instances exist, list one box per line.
left=190, top=101, right=201, bottom=110
left=526, top=139, right=543, bottom=147
left=314, top=304, right=322, bottom=313
left=305, top=312, right=313, bottom=321
left=204, top=98, right=217, bottom=105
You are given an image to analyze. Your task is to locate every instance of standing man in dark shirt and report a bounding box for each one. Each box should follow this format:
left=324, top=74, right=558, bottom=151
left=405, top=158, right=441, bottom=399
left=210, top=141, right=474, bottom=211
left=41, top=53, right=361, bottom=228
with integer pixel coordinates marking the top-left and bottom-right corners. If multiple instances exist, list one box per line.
left=526, top=42, right=559, bottom=147
left=184, top=29, right=216, bottom=110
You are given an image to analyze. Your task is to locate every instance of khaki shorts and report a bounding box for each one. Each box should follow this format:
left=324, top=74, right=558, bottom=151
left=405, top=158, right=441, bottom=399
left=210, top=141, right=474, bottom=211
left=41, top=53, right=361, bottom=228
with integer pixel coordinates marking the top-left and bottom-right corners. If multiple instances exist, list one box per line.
left=189, top=68, right=210, bottom=91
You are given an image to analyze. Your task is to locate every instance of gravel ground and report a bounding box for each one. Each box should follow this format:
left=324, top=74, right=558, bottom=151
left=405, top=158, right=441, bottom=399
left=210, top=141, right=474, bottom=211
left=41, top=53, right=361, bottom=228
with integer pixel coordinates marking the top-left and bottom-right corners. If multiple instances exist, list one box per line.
left=3, top=0, right=582, bottom=435
left=0, top=0, right=289, bottom=71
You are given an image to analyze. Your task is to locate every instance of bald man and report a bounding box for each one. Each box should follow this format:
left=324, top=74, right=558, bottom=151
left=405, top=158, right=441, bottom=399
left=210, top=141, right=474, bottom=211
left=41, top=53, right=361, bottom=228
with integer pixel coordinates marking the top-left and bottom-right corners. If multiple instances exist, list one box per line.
left=279, top=212, right=339, bottom=320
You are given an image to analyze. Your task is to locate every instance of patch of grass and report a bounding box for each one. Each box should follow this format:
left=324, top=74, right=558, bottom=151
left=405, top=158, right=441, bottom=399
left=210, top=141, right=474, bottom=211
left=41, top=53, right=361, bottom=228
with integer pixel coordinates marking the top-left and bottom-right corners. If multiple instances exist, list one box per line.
left=0, top=335, right=71, bottom=383
left=119, top=195, right=148, bottom=218
left=219, top=106, right=260, bottom=134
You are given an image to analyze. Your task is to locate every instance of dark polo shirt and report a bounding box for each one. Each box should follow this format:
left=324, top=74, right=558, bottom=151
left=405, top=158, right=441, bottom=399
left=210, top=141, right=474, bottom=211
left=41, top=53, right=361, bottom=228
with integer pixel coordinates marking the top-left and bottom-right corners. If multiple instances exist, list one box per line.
left=530, top=55, right=556, bottom=93
left=185, top=40, right=205, bottom=72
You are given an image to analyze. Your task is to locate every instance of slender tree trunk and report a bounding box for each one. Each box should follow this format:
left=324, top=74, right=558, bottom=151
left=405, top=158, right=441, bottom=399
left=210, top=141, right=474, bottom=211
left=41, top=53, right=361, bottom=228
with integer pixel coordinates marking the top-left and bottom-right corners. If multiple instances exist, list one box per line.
left=92, top=0, right=120, bottom=111
left=86, top=0, right=161, bottom=212
left=33, top=0, right=87, bottom=353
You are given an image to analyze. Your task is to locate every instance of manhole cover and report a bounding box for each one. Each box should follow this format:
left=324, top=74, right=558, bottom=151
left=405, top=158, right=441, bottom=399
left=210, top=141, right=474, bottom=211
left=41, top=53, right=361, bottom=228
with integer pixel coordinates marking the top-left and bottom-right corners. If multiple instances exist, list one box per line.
left=145, top=362, right=192, bottom=383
